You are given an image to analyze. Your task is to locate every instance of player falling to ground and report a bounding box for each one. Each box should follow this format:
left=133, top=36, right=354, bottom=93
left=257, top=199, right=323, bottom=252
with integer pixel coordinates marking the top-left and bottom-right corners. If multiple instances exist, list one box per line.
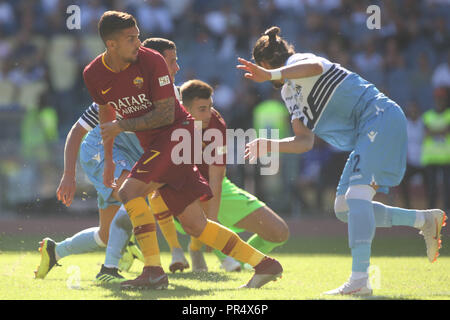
left=85, top=11, right=282, bottom=289
left=34, top=38, right=191, bottom=281
left=237, top=26, right=447, bottom=296
left=175, top=79, right=289, bottom=272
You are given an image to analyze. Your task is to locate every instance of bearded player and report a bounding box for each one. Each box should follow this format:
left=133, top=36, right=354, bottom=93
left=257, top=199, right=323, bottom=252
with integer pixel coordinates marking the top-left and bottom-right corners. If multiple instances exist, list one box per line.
left=84, top=11, right=282, bottom=289
left=34, top=37, right=190, bottom=281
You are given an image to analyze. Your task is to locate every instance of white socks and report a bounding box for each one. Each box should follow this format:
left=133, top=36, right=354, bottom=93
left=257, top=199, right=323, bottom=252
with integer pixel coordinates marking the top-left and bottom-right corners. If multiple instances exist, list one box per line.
left=350, top=271, right=368, bottom=281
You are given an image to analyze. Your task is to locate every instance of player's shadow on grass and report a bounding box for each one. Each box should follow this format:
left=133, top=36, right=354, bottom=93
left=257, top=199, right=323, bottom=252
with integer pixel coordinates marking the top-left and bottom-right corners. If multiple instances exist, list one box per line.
left=168, top=271, right=233, bottom=282
left=100, top=283, right=217, bottom=300
left=124, top=269, right=234, bottom=283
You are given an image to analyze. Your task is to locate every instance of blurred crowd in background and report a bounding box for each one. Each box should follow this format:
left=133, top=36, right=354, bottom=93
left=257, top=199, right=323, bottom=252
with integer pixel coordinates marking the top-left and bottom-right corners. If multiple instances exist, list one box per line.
left=0, top=0, right=449, bottom=216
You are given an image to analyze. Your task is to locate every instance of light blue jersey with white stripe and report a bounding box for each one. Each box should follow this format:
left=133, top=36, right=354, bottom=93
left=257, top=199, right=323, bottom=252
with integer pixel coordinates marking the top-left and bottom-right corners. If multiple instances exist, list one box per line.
left=281, top=53, right=407, bottom=191
left=77, top=102, right=143, bottom=155
left=281, top=53, right=399, bottom=151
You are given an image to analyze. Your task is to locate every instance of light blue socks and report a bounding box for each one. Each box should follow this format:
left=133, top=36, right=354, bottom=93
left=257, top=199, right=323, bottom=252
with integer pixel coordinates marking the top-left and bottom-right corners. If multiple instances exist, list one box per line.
left=55, top=227, right=105, bottom=259
left=347, top=199, right=376, bottom=273
left=336, top=201, right=418, bottom=228
left=104, top=206, right=133, bottom=268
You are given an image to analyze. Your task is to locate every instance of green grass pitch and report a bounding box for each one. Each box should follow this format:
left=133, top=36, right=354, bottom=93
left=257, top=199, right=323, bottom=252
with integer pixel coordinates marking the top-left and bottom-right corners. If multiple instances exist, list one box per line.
left=0, top=234, right=449, bottom=300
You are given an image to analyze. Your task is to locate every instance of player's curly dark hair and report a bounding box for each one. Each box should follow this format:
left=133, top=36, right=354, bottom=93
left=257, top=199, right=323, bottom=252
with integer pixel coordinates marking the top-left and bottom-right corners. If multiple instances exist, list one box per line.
left=252, top=26, right=295, bottom=68
left=98, top=11, right=136, bottom=44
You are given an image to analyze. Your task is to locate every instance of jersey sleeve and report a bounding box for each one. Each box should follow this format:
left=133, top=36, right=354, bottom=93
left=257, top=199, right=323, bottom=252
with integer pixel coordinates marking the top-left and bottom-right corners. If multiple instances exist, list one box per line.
left=209, top=110, right=227, bottom=166
left=286, top=53, right=317, bottom=66
left=142, top=51, right=176, bottom=102
left=77, top=103, right=99, bottom=131
left=83, top=66, right=106, bottom=106
left=286, top=52, right=333, bottom=75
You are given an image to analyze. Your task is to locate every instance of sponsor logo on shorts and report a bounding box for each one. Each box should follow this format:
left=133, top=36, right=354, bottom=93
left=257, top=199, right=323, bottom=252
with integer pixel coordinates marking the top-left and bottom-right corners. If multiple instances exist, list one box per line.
left=92, top=153, right=101, bottom=162
left=367, top=131, right=378, bottom=142
left=375, top=105, right=384, bottom=115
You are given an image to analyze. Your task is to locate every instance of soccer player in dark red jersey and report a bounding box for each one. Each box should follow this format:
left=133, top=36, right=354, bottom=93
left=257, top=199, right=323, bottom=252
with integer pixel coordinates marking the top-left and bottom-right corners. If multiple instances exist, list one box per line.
left=83, top=11, right=282, bottom=289
left=176, top=80, right=289, bottom=273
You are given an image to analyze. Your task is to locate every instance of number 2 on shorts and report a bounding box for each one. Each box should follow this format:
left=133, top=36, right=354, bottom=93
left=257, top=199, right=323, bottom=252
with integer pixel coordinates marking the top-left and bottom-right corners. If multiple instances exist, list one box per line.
left=353, top=154, right=361, bottom=173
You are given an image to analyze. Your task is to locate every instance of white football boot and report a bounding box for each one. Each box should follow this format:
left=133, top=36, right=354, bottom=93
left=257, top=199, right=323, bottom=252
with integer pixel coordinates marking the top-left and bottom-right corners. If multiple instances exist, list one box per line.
left=220, top=256, right=242, bottom=272
left=169, top=247, right=190, bottom=273
left=419, top=209, right=447, bottom=263
left=323, top=277, right=373, bottom=296
left=189, top=248, right=208, bottom=272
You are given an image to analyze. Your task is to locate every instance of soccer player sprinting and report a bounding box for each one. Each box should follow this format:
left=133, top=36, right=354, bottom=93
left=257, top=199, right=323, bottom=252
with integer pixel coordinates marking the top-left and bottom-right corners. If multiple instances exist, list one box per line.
left=85, top=11, right=282, bottom=290
left=237, top=26, right=446, bottom=296
left=35, top=38, right=189, bottom=281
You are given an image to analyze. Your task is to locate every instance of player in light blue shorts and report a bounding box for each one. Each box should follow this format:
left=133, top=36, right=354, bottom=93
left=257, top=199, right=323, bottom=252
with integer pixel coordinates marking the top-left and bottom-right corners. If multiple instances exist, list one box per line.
left=80, top=124, right=142, bottom=210
left=238, top=26, right=446, bottom=296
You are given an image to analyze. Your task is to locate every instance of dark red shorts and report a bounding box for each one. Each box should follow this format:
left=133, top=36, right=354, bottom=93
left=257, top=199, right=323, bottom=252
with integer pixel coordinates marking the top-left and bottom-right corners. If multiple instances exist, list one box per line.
left=128, top=119, right=212, bottom=215
left=159, top=165, right=212, bottom=215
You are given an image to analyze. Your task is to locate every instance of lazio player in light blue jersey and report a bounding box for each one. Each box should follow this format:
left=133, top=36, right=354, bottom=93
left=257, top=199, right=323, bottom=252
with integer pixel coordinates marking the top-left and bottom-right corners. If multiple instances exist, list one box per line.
left=238, top=26, right=447, bottom=296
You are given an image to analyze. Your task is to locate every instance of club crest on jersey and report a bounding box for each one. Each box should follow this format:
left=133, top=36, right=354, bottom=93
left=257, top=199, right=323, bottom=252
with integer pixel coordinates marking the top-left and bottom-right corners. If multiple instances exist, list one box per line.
left=133, top=76, right=144, bottom=89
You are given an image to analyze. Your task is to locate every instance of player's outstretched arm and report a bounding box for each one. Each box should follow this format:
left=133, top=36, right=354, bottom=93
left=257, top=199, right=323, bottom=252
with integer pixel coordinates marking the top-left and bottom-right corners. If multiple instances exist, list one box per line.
left=278, top=119, right=315, bottom=153
left=237, top=57, right=323, bottom=82
left=56, top=122, right=88, bottom=207
left=245, top=119, right=314, bottom=161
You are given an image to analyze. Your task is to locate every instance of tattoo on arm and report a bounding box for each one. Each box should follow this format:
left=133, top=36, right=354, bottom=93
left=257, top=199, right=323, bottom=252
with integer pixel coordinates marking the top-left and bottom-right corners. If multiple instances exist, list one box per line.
left=117, top=97, right=175, bottom=131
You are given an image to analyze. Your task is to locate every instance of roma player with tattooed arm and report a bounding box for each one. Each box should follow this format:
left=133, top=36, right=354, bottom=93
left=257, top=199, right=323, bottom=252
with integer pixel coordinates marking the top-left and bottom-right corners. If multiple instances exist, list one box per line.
left=34, top=37, right=189, bottom=281
left=97, top=38, right=190, bottom=282
left=85, top=11, right=282, bottom=289
left=238, top=26, right=446, bottom=296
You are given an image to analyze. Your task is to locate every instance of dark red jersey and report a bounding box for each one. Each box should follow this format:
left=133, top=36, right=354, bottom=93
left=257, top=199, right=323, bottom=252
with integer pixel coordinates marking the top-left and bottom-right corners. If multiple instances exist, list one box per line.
left=197, top=108, right=227, bottom=181
left=83, top=46, right=191, bottom=150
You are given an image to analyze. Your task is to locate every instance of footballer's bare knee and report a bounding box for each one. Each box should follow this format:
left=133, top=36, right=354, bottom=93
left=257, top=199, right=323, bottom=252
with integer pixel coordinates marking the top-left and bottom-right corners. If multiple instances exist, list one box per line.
left=273, top=221, right=290, bottom=243
left=263, top=220, right=289, bottom=243
left=118, top=186, right=131, bottom=204
left=236, top=206, right=289, bottom=243
left=177, top=201, right=207, bottom=237
left=118, top=178, right=155, bottom=204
